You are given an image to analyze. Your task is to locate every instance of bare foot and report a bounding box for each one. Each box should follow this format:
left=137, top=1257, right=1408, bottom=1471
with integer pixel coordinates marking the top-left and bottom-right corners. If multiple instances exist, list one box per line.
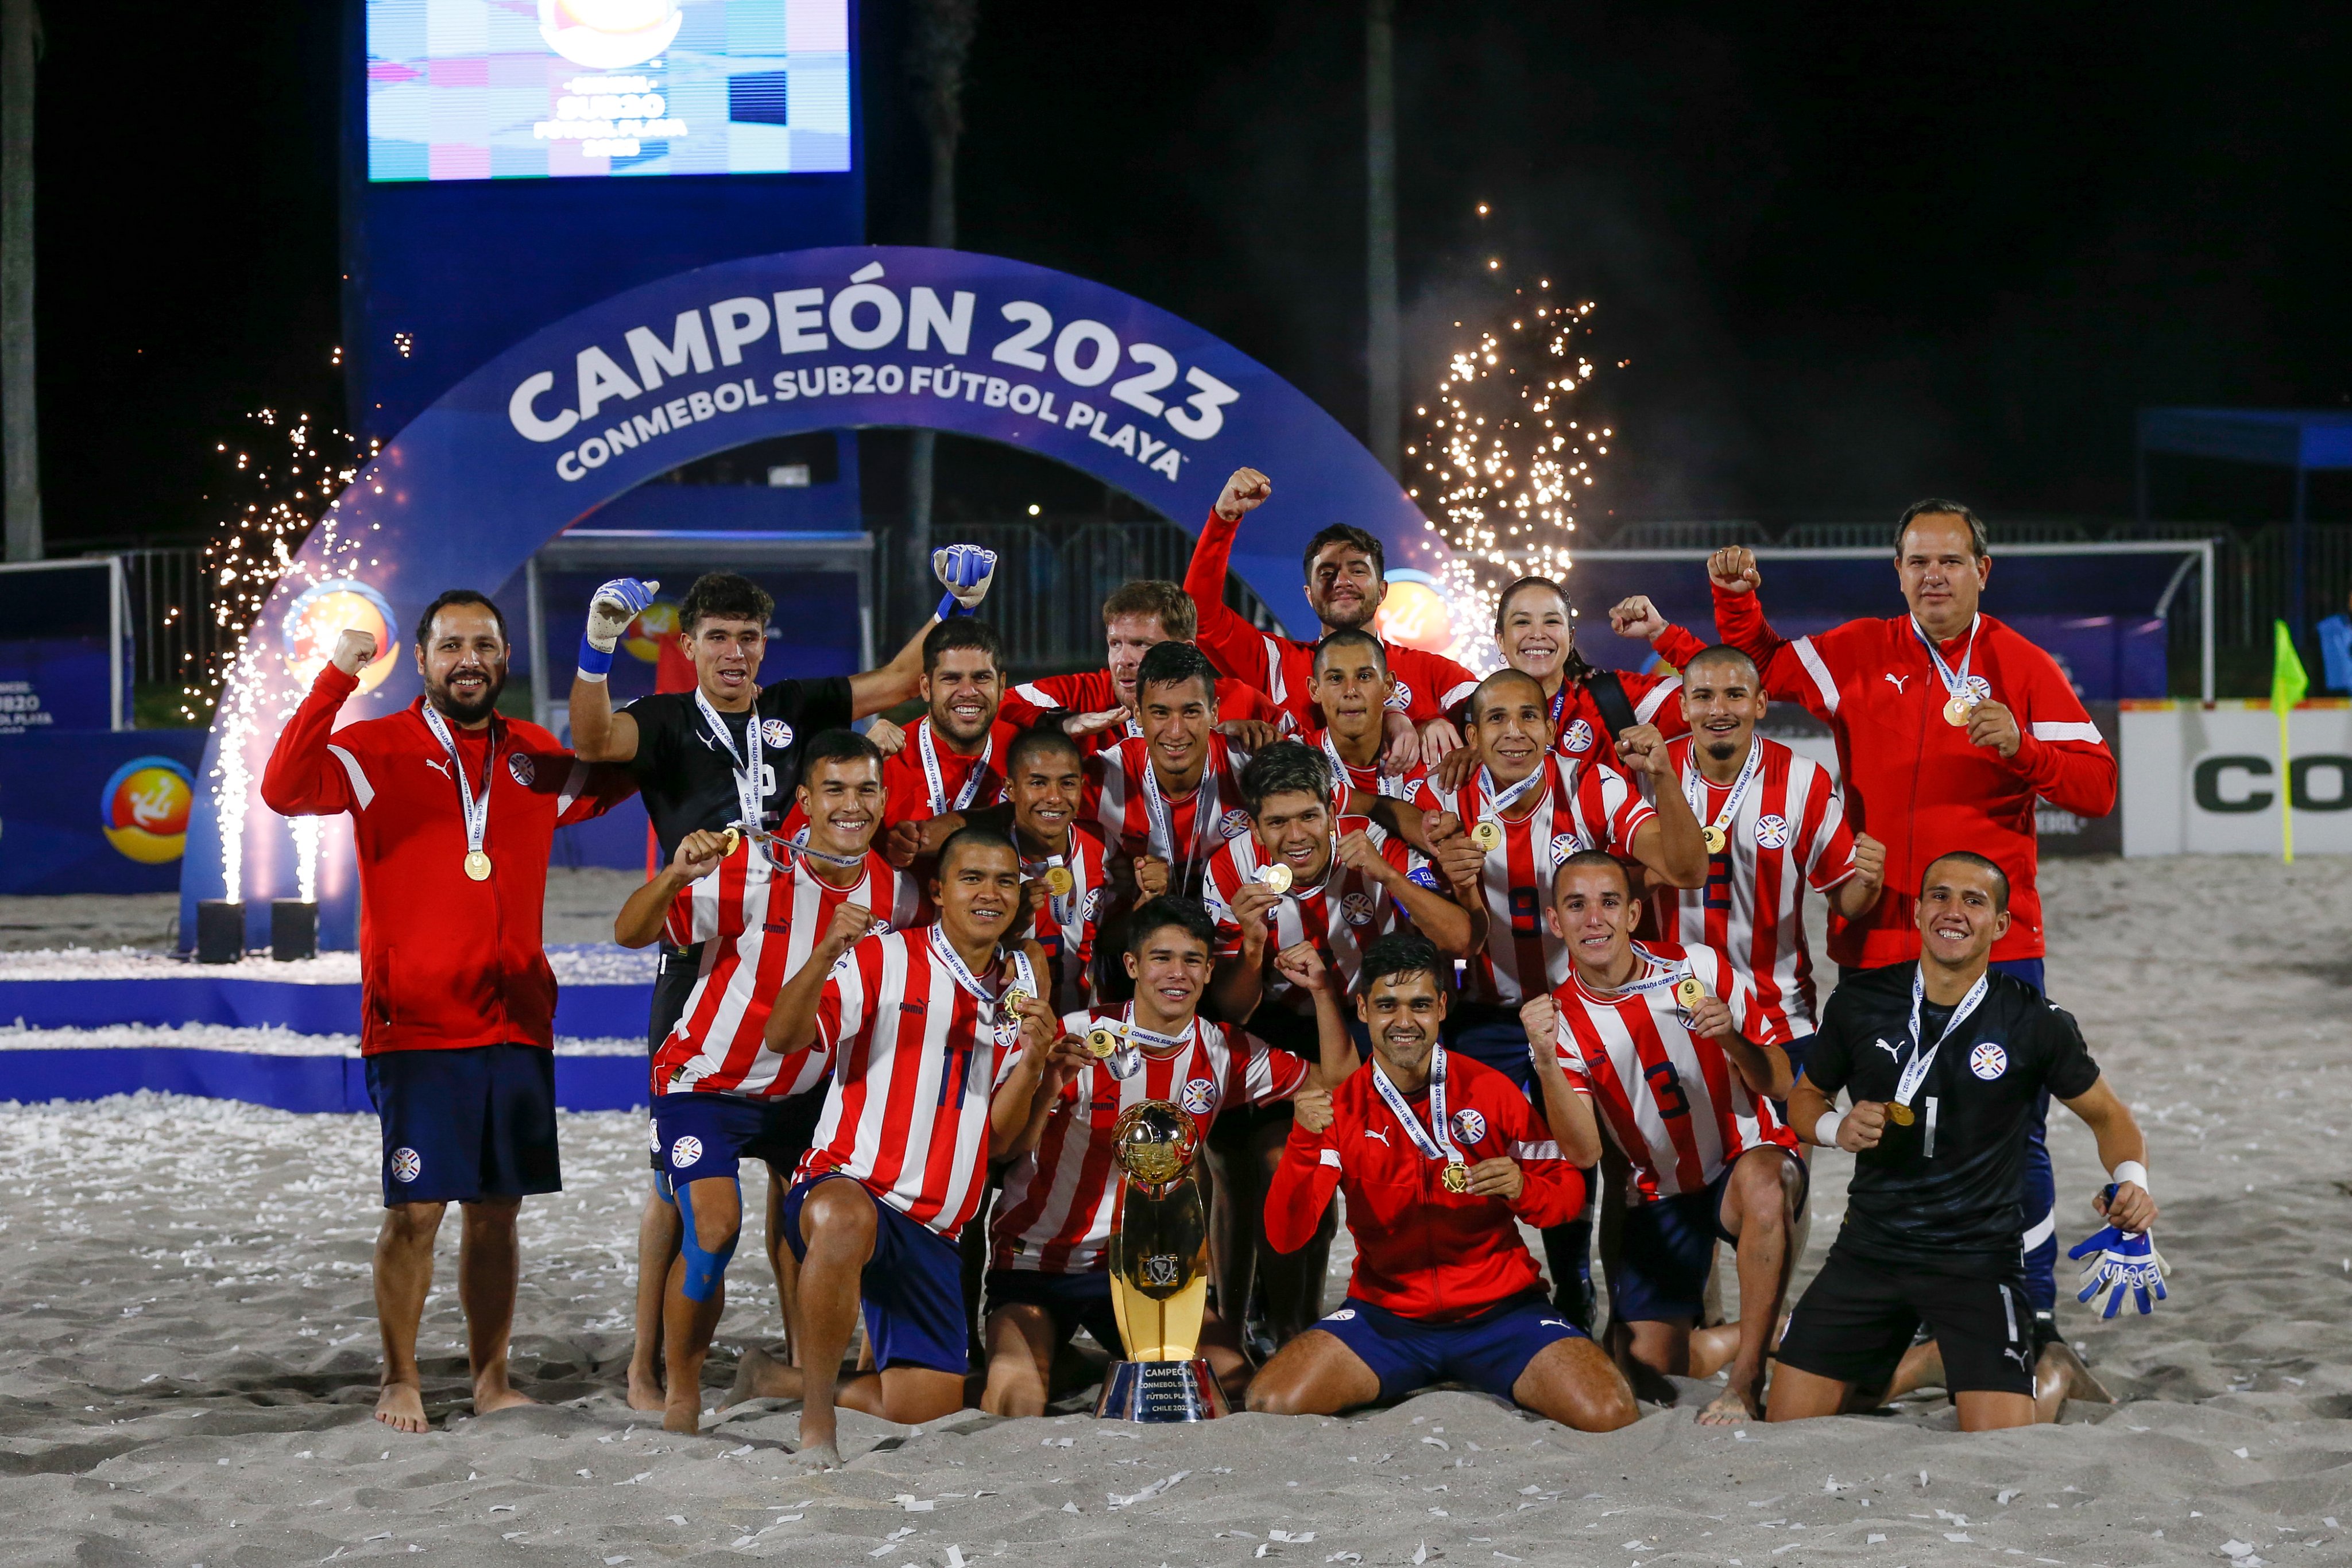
left=474, top=1382, right=537, bottom=1417
left=721, top=1346, right=804, bottom=1411
left=626, top=1361, right=667, bottom=1413
left=662, top=1396, right=702, bottom=1435
left=791, top=1438, right=842, bottom=1470
left=374, top=1381, right=428, bottom=1434
left=1696, top=1369, right=1763, bottom=1426
left=2037, top=1340, right=2114, bottom=1406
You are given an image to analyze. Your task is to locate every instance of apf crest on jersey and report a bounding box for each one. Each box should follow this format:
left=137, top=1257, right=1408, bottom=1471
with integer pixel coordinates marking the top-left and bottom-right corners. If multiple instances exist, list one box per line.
left=1548, top=833, right=1585, bottom=866
left=1562, top=719, right=1595, bottom=753
left=506, top=753, right=536, bottom=787
left=1181, top=1077, right=1217, bottom=1115
left=670, top=1136, right=705, bottom=1168
left=1450, top=1108, right=1487, bottom=1144
left=1341, top=891, right=1377, bottom=927
left=760, top=719, right=794, bottom=748
left=1387, top=678, right=1415, bottom=711
left=1753, top=812, right=1791, bottom=850
left=1084, top=888, right=1111, bottom=922
left=389, top=1147, right=422, bottom=1183
left=1218, top=808, right=1252, bottom=839
left=1969, top=1042, right=2009, bottom=1080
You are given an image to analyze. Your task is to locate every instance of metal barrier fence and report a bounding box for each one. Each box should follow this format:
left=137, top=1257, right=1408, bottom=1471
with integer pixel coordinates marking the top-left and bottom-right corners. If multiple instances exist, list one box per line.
left=91, top=547, right=233, bottom=688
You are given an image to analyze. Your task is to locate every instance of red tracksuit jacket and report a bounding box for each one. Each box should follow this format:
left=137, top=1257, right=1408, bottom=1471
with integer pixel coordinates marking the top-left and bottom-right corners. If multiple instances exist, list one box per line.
left=1264, top=1052, right=1584, bottom=1322
left=260, top=664, right=636, bottom=1054
left=1712, top=589, right=2116, bottom=967
left=1184, top=508, right=1480, bottom=731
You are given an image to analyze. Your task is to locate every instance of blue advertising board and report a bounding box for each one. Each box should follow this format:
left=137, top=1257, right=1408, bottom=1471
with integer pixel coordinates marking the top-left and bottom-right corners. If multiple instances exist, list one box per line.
left=0, top=559, right=126, bottom=737
left=0, top=731, right=207, bottom=896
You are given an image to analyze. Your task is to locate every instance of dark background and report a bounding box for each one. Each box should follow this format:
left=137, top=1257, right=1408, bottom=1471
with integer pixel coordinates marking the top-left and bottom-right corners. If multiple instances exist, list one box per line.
left=20, top=1, right=2352, bottom=551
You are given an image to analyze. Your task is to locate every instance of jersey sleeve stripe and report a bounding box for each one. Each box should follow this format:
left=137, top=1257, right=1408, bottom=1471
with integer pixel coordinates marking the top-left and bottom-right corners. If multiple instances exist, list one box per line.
left=1633, top=682, right=1676, bottom=722
left=1512, top=1140, right=1561, bottom=1160
left=2029, top=721, right=2103, bottom=744
left=1317, top=1148, right=1341, bottom=1167
left=1792, top=636, right=1841, bottom=715
left=326, top=744, right=376, bottom=809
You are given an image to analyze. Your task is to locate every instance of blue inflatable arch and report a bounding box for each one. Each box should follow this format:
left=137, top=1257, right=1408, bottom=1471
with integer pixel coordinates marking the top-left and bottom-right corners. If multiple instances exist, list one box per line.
left=181, top=245, right=1438, bottom=948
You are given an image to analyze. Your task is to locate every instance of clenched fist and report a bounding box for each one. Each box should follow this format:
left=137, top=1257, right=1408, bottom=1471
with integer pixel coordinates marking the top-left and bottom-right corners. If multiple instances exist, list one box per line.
left=1216, top=467, right=1272, bottom=521
left=1708, top=547, right=1761, bottom=597
left=331, top=627, right=380, bottom=676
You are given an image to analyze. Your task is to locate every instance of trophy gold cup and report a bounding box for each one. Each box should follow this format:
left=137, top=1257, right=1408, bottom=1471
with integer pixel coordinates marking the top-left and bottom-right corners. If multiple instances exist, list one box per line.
left=1094, top=1099, right=1231, bottom=1422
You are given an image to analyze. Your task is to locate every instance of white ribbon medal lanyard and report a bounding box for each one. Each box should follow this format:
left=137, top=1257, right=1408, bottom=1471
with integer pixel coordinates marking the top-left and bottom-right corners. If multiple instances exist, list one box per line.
left=1112, top=1002, right=1190, bottom=1082
left=918, top=718, right=993, bottom=816
left=927, top=925, right=1039, bottom=1105
left=1469, top=762, right=1546, bottom=853
left=1607, top=946, right=1701, bottom=1016
left=1913, top=615, right=1989, bottom=727
left=1139, top=745, right=1219, bottom=890
left=1890, top=969, right=1990, bottom=1128
left=421, top=703, right=498, bottom=881
left=695, top=687, right=767, bottom=851
left=1682, top=734, right=1765, bottom=857
left=1372, top=1040, right=1469, bottom=1193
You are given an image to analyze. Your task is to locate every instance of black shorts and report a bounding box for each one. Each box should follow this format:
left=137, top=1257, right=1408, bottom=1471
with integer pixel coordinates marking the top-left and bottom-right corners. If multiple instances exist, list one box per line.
left=982, top=1267, right=1127, bottom=1358
left=645, top=944, right=703, bottom=1169
left=1776, top=1245, right=2035, bottom=1397
left=365, top=1044, right=560, bottom=1207
left=1611, top=1148, right=1808, bottom=1325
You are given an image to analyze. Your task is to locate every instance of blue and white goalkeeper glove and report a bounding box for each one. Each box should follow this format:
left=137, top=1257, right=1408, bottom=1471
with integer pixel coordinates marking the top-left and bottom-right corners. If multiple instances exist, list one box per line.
left=933, top=545, right=997, bottom=620
left=580, top=576, right=659, bottom=678
left=2068, top=1219, right=2169, bottom=1319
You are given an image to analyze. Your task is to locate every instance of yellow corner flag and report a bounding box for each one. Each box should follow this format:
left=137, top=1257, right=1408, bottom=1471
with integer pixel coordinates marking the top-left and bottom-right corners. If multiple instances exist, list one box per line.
left=2272, top=621, right=2310, bottom=862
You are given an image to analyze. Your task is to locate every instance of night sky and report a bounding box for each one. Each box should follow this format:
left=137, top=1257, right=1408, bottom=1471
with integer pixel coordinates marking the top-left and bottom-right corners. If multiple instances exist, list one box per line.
left=22, top=1, right=2351, bottom=552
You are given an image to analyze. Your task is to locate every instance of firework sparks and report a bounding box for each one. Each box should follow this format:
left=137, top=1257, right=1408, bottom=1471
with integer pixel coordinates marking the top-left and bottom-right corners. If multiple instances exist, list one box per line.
left=1401, top=236, right=1614, bottom=672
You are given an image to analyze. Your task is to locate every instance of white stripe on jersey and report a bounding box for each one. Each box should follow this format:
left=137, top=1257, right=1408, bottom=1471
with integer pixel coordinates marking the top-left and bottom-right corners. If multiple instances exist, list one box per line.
left=992, top=1007, right=1306, bottom=1275
left=1201, top=819, right=1405, bottom=1001
left=1792, top=636, right=1842, bottom=714
left=1084, top=733, right=1252, bottom=896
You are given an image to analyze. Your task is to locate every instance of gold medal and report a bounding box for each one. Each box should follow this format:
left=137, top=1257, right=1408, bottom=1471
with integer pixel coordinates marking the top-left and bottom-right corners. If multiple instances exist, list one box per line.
left=1702, top=824, right=1728, bottom=855
left=1886, top=1101, right=1916, bottom=1127
left=1085, top=1025, right=1122, bottom=1060
left=1944, top=695, right=1977, bottom=727
left=1260, top=862, right=1294, bottom=893
left=1441, top=1160, right=1471, bottom=1194
left=720, top=827, right=741, bottom=857
left=464, top=850, right=493, bottom=881
left=1673, top=975, right=1706, bottom=1011
left=1045, top=865, right=1074, bottom=897
left=1470, top=820, right=1503, bottom=852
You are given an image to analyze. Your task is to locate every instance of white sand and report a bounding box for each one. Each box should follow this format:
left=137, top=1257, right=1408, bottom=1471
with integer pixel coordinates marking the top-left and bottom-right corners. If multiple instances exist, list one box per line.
left=2, top=856, right=2349, bottom=1566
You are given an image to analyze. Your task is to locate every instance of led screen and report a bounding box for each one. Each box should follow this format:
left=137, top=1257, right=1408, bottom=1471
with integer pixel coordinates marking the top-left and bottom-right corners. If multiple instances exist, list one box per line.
left=366, top=1, right=851, bottom=181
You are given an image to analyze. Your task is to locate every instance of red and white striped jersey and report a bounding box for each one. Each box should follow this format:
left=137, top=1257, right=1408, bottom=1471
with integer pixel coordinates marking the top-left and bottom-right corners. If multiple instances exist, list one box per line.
left=1082, top=731, right=1255, bottom=898
left=1299, top=727, right=1430, bottom=806
left=1000, top=669, right=1291, bottom=754
left=1549, top=941, right=1798, bottom=1203
left=798, top=927, right=1040, bottom=1238
left=1642, top=735, right=1856, bottom=1040
left=1018, top=825, right=1113, bottom=1013
left=1202, top=816, right=1412, bottom=1004
left=1421, top=753, right=1657, bottom=1006
left=652, top=840, right=925, bottom=1098
left=1547, top=672, right=1689, bottom=756
left=991, top=1006, right=1308, bottom=1275
left=879, top=717, right=1016, bottom=831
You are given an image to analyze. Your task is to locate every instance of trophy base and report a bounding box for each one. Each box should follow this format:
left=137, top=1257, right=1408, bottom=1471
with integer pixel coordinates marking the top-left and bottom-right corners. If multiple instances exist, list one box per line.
left=1094, top=1358, right=1231, bottom=1423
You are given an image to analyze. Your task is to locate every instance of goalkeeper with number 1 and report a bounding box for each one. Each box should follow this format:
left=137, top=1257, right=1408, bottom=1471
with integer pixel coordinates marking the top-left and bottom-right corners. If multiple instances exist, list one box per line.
left=566, top=548, right=998, bottom=1414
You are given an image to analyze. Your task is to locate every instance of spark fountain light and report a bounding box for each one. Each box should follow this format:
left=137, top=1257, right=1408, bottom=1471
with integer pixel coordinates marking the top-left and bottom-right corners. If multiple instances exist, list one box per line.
left=1392, top=243, right=1615, bottom=673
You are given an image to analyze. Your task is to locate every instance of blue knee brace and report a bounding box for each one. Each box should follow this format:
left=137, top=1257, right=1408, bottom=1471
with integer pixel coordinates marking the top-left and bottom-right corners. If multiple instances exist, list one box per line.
left=673, top=1175, right=742, bottom=1303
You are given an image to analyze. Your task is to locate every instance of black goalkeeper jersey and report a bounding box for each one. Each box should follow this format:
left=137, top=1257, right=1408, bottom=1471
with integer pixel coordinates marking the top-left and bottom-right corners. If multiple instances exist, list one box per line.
left=1810, top=963, right=2100, bottom=1278
left=622, top=677, right=854, bottom=864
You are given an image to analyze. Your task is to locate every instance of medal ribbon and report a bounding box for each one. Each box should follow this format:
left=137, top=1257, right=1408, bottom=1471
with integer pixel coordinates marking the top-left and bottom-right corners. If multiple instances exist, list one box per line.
left=1321, top=728, right=1404, bottom=802
left=1022, top=839, right=1084, bottom=939
left=1370, top=1040, right=1461, bottom=1167
left=927, top=923, right=1038, bottom=1048
left=918, top=718, right=994, bottom=816
left=420, top=703, right=497, bottom=864
left=1897, top=969, right=1991, bottom=1111
left=1120, top=1003, right=1193, bottom=1054
left=1909, top=614, right=1986, bottom=709
left=1595, top=946, right=1690, bottom=1002
left=694, top=687, right=767, bottom=839
left=1681, top=734, right=1766, bottom=842
left=1138, top=744, right=1220, bottom=888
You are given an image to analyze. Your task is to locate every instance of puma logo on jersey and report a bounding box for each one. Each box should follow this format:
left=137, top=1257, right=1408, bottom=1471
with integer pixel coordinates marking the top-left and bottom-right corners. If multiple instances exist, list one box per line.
left=1362, top=1128, right=1391, bottom=1146
left=1883, top=673, right=1911, bottom=694
left=424, top=758, right=452, bottom=779
left=1869, top=1037, right=1901, bottom=1060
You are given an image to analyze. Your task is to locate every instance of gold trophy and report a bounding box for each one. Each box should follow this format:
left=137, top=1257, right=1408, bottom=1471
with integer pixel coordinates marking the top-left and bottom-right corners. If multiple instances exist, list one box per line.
left=1094, top=1100, right=1231, bottom=1422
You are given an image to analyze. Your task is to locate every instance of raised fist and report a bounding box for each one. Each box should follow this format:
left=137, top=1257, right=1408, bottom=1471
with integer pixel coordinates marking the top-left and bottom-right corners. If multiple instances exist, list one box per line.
left=1707, top=548, right=1761, bottom=597
left=331, top=627, right=380, bottom=676
left=1608, top=595, right=1670, bottom=645
left=585, top=577, right=659, bottom=652
left=933, top=544, right=999, bottom=618
left=1215, top=467, right=1272, bottom=522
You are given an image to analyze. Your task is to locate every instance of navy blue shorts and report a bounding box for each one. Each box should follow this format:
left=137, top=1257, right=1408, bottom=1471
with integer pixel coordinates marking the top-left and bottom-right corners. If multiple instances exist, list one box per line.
left=652, top=1089, right=826, bottom=1190
left=365, top=1044, right=560, bottom=1207
left=1610, top=1148, right=1808, bottom=1325
left=1779, top=1031, right=1814, bottom=1089
left=982, top=1267, right=1127, bottom=1358
left=782, top=1174, right=969, bottom=1376
left=1316, top=1292, right=1584, bottom=1405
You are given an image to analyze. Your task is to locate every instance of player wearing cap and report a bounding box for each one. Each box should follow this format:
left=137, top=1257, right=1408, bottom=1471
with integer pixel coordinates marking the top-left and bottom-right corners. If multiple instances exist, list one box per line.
left=1247, top=936, right=1636, bottom=1430
left=1084, top=640, right=1256, bottom=908
left=1770, top=852, right=2157, bottom=1430
left=980, top=897, right=1316, bottom=1415
left=997, top=578, right=1302, bottom=752
left=261, top=593, right=636, bottom=1433
left=1705, top=502, right=2119, bottom=1363
left=611, top=731, right=924, bottom=1433
left=755, top=827, right=1069, bottom=1465
left=1300, top=628, right=1432, bottom=803
left=568, top=561, right=987, bottom=1410
left=1522, top=850, right=1804, bottom=1424
left=1185, top=467, right=1479, bottom=765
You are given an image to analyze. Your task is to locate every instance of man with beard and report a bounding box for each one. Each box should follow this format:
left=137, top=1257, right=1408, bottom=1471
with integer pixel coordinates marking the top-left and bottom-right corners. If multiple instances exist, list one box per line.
left=1770, top=853, right=2158, bottom=1430
left=1248, top=936, right=1637, bottom=1431
left=1185, top=467, right=1480, bottom=764
left=873, top=619, right=1016, bottom=854
left=261, top=591, right=636, bottom=1433
left=759, top=828, right=1071, bottom=1466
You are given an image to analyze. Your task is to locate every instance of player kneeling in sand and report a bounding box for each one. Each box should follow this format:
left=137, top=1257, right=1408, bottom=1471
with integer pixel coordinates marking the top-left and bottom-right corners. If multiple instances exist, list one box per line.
left=1769, top=851, right=2160, bottom=1431
left=1521, top=850, right=1805, bottom=1424
left=981, top=897, right=1320, bottom=1414
left=755, top=828, right=1069, bottom=1464
left=1247, top=936, right=1637, bottom=1430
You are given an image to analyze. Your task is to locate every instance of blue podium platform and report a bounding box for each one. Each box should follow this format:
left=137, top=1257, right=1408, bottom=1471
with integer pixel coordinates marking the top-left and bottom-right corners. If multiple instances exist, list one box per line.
left=0, top=1046, right=649, bottom=1113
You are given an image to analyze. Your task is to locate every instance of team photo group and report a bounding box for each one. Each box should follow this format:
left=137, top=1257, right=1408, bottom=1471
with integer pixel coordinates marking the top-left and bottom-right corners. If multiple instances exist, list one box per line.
left=265, top=464, right=2168, bottom=1465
